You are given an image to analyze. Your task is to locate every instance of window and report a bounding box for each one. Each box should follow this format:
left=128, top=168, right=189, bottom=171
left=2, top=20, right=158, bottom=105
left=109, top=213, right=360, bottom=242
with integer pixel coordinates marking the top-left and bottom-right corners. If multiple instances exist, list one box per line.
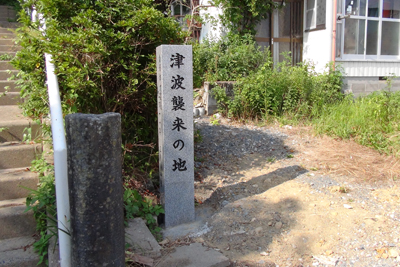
left=336, top=0, right=400, bottom=60
left=171, top=0, right=191, bottom=30
left=306, top=0, right=326, bottom=31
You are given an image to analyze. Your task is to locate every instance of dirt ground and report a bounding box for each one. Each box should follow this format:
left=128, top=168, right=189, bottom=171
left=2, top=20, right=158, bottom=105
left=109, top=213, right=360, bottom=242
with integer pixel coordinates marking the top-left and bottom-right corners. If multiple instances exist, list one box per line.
left=186, top=117, right=400, bottom=267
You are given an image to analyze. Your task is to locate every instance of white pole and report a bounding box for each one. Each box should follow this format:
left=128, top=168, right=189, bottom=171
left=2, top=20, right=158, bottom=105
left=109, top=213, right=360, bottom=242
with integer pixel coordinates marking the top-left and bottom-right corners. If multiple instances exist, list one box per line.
left=44, top=53, right=71, bottom=267
left=32, top=7, right=71, bottom=267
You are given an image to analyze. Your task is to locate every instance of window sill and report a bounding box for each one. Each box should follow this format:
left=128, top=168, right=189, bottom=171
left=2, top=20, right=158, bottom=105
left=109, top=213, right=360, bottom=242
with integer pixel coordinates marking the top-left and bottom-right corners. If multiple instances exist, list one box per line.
left=305, top=25, right=326, bottom=32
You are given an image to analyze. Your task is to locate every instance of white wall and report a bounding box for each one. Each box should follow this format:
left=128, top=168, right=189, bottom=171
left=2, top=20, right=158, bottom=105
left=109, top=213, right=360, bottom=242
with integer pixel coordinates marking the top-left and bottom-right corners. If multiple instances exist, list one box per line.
left=302, top=0, right=334, bottom=73
left=198, top=0, right=226, bottom=42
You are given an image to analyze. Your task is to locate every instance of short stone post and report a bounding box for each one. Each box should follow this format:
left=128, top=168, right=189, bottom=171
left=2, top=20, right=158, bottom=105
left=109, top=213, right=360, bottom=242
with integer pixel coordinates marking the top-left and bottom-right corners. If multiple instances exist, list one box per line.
left=156, top=45, right=195, bottom=227
left=65, top=113, right=124, bottom=267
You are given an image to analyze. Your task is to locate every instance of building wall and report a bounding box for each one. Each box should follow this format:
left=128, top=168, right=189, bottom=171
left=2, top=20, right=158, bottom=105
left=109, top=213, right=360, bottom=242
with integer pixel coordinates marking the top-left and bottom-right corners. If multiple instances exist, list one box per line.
left=198, top=1, right=226, bottom=42
left=337, top=61, right=400, bottom=96
left=342, top=76, right=400, bottom=97
left=302, top=0, right=334, bottom=73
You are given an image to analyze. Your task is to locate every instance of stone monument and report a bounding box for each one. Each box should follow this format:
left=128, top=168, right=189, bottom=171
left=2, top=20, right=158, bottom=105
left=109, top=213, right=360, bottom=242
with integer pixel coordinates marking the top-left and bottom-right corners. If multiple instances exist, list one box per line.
left=65, top=113, right=125, bottom=266
left=156, top=45, right=195, bottom=227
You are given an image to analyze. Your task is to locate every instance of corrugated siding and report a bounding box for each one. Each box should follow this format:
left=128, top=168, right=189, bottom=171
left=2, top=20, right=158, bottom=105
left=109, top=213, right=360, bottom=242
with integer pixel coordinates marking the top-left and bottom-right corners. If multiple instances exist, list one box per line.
left=336, top=61, right=400, bottom=77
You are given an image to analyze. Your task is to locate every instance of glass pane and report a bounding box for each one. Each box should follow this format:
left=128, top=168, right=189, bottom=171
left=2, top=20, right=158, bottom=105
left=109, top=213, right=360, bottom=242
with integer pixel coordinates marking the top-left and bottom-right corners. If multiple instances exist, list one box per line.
left=337, top=0, right=343, bottom=13
left=307, top=0, right=315, bottom=10
left=366, top=20, right=378, bottom=55
left=275, top=4, right=291, bottom=38
left=278, top=42, right=291, bottom=63
left=257, top=42, right=270, bottom=51
left=368, top=0, right=379, bottom=17
left=344, top=19, right=365, bottom=54
left=383, top=0, right=400, bottom=19
left=306, top=10, right=315, bottom=29
left=182, top=5, right=190, bottom=16
left=345, top=0, right=367, bottom=16
left=381, top=21, right=399, bottom=55
left=173, top=4, right=181, bottom=16
left=336, top=23, right=342, bottom=57
left=255, top=18, right=270, bottom=38
left=316, top=0, right=326, bottom=25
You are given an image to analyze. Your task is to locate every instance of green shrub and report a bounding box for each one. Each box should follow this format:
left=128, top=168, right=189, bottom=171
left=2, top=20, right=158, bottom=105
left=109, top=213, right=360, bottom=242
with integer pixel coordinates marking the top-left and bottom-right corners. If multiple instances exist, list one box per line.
left=13, top=1, right=183, bottom=263
left=213, top=57, right=343, bottom=119
left=192, top=33, right=269, bottom=87
left=12, top=0, right=184, bottom=172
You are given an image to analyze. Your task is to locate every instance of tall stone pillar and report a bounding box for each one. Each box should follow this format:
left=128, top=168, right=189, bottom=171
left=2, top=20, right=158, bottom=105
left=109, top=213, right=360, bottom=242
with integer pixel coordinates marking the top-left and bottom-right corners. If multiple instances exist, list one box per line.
left=66, top=113, right=124, bottom=266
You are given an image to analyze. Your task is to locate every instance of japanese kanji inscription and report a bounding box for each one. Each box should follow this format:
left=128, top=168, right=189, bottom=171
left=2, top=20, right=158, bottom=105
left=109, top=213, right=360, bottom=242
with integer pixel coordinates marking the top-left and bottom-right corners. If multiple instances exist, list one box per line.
left=157, top=45, right=194, bottom=228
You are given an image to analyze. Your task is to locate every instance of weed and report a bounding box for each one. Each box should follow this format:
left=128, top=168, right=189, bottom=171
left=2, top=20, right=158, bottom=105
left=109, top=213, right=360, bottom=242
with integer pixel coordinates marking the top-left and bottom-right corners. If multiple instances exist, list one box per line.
left=25, top=154, right=56, bottom=266
left=194, top=128, right=203, bottom=143
left=348, top=198, right=354, bottom=203
left=124, top=188, right=164, bottom=240
left=210, top=114, right=220, bottom=126
left=267, top=157, right=276, bottom=163
left=286, top=154, right=294, bottom=158
left=22, top=127, right=32, bottom=143
left=194, top=156, right=205, bottom=162
left=339, top=186, right=349, bottom=193
left=313, top=91, right=400, bottom=156
left=0, top=54, right=13, bottom=61
left=310, top=167, right=318, bottom=171
left=0, top=126, right=8, bottom=133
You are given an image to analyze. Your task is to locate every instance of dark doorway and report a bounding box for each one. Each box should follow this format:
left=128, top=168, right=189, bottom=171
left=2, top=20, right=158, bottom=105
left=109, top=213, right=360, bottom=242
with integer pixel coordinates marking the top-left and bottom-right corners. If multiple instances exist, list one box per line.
left=255, top=0, right=304, bottom=66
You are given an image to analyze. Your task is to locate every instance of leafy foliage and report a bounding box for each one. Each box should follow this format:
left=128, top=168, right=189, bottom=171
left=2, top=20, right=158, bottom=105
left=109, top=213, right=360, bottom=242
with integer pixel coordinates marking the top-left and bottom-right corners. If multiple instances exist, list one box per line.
left=211, top=0, right=276, bottom=35
left=192, top=34, right=268, bottom=87
left=212, top=56, right=344, bottom=120
left=12, top=0, right=184, bottom=172
left=13, top=0, right=183, bottom=263
left=124, top=188, right=164, bottom=237
left=24, top=157, right=56, bottom=266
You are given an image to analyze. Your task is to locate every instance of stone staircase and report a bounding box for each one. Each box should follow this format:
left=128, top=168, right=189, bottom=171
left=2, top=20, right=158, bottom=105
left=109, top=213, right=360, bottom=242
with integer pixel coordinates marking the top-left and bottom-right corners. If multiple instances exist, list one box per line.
left=0, top=5, right=43, bottom=266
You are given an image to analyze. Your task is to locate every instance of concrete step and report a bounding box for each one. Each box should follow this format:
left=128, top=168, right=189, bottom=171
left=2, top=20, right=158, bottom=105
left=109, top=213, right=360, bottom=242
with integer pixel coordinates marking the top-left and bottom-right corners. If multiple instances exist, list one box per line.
left=0, top=106, right=28, bottom=122
left=0, top=11, right=17, bottom=22
left=0, top=81, right=17, bottom=92
left=0, top=236, right=43, bottom=267
left=0, top=197, right=26, bottom=208
left=0, top=39, right=15, bottom=46
left=0, top=60, right=15, bottom=70
left=0, top=45, right=20, bottom=52
left=0, top=142, right=42, bottom=169
left=0, top=120, right=41, bottom=143
left=0, top=29, right=13, bottom=34
left=0, top=70, right=17, bottom=80
left=0, top=32, right=15, bottom=38
left=0, top=106, right=41, bottom=142
left=0, top=201, right=36, bottom=239
left=0, top=6, right=17, bottom=15
left=0, top=52, right=15, bottom=59
left=0, top=168, right=38, bottom=201
left=0, top=92, right=21, bottom=105
left=0, top=22, right=19, bottom=29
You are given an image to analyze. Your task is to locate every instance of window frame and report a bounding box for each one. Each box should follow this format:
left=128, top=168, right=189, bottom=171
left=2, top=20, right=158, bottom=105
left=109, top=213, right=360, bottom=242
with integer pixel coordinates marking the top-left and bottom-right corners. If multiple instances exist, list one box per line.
left=336, top=0, right=400, bottom=61
left=171, top=0, right=191, bottom=30
left=305, top=0, right=326, bottom=32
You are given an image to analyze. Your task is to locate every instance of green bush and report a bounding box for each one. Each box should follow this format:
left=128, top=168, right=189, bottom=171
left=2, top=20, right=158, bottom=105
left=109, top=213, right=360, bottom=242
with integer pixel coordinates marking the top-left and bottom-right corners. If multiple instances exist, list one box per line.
left=12, top=0, right=184, bottom=172
left=192, top=33, right=269, bottom=87
left=213, top=57, right=343, bottom=119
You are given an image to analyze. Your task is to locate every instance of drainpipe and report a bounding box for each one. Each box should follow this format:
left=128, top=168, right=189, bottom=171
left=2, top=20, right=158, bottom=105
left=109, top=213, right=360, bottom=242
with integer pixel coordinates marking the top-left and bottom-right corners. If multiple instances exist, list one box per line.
left=32, top=8, right=72, bottom=267
left=332, top=0, right=338, bottom=69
